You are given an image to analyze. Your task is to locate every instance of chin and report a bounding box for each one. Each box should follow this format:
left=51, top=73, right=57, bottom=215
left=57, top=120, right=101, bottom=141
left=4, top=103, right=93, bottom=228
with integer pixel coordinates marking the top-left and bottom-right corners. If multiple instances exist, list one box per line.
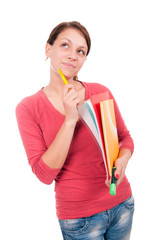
left=63, top=70, right=77, bottom=80
left=64, top=74, right=75, bottom=80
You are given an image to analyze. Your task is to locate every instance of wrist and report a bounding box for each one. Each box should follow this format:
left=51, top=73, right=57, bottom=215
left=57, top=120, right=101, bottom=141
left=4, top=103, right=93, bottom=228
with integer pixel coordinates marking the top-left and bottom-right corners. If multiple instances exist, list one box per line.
left=64, top=118, right=77, bottom=128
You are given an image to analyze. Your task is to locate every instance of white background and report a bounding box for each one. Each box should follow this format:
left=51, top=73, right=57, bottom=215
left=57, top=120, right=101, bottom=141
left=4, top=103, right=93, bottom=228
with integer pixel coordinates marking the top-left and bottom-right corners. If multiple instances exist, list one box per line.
left=0, top=0, right=157, bottom=239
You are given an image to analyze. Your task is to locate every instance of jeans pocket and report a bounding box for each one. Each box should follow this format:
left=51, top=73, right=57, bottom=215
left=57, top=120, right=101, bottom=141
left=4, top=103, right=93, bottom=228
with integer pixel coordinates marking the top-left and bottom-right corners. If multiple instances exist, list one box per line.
left=123, top=195, right=135, bottom=210
left=59, top=218, right=89, bottom=233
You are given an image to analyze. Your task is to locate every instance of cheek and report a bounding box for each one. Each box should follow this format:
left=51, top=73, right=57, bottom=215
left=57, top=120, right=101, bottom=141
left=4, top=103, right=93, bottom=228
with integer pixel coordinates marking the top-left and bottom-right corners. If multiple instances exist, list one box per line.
left=51, top=46, right=64, bottom=59
left=51, top=51, right=63, bottom=68
left=51, top=51, right=60, bottom=60
left=77, top=58, right=86, bottom=69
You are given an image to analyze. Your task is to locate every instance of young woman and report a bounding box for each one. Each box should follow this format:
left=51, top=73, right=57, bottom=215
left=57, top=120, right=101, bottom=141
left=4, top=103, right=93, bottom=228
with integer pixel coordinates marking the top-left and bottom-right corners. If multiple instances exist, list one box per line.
left=16, top=21, right=134, bottom=240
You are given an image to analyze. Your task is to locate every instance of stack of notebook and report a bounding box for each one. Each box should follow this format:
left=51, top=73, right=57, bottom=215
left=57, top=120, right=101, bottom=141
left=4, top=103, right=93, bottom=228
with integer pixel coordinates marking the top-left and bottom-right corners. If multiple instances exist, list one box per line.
left=78, top=92, right=119, bottom=195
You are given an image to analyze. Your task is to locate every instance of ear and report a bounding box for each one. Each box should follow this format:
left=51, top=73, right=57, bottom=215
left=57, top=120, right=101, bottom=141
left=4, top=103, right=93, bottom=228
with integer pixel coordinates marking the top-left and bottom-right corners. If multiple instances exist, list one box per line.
left=45, top=43, right=52, bottom=59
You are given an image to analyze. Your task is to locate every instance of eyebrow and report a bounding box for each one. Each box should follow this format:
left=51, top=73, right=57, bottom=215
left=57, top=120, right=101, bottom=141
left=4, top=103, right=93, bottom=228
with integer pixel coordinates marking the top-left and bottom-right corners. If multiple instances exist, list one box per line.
left=60, top=38, right=87, bottom=49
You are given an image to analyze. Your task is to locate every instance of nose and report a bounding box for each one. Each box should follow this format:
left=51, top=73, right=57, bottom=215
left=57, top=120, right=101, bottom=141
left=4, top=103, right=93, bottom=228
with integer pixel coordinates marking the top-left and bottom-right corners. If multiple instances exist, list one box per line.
left=67, top=49, right=77, bottom=61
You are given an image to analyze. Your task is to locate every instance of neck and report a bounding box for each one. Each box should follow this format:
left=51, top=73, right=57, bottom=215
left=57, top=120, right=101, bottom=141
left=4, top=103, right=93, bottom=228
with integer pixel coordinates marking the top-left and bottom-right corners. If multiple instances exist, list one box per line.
left=45, top=68, right=75, bottom=97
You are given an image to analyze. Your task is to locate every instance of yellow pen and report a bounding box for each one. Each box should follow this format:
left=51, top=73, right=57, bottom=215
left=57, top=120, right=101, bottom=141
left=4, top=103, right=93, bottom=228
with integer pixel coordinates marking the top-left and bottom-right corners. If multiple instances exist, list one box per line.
left=58, top=68, right=68, bottom=85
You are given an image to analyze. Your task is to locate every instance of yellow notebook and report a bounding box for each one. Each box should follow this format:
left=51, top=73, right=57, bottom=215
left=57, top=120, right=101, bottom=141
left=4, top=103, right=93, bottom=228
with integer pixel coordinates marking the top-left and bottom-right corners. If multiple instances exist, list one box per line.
left=100, top=99, right=119, bottom=177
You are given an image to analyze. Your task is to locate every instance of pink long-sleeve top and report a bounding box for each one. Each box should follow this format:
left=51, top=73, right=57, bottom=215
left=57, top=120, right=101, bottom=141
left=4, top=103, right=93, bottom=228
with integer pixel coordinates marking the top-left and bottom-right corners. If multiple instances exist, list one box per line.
left=16, top=82, right=134, bottom=220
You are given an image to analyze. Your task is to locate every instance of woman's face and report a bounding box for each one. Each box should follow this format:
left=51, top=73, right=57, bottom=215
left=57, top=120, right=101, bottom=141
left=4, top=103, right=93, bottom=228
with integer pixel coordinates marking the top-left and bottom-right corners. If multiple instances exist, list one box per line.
left=46, top=28, right=88, bottom=80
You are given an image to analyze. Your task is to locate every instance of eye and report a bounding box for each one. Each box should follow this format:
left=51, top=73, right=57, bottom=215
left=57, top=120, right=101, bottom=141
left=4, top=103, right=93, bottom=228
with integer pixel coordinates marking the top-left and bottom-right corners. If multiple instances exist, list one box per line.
left=62, top=43, right=68, bottom=48
left=78, top=49, right=86, bottom=56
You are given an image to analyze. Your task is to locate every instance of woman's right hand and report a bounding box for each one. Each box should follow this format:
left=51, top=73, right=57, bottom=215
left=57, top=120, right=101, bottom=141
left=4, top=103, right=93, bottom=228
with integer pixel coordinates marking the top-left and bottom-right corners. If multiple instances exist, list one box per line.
left=62, top=84, right=80, bottom=124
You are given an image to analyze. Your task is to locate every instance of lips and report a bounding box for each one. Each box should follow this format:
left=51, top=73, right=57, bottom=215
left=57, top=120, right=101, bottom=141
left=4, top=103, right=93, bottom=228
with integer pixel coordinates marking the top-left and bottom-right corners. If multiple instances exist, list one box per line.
left=62, top=62, right=76, bottom=69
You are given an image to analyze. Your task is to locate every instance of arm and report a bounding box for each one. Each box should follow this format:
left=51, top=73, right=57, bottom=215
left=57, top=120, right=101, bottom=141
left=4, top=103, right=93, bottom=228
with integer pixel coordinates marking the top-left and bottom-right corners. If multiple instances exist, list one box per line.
left=16, top=85, right=80, bottom=184
left=106, top=149, right=131, bottom=188
left=42, top=84, right=80, bottom=168
left=105, top=91, right=134, bottom=187
left=114, top=148, right=132, bottom=186
left=41, top=120, right=76, bottom=168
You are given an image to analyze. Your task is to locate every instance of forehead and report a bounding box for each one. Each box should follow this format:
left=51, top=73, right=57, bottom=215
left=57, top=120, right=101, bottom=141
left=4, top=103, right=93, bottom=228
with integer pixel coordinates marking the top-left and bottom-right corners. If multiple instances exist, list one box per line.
left=56, top=28, right=87, bottom=47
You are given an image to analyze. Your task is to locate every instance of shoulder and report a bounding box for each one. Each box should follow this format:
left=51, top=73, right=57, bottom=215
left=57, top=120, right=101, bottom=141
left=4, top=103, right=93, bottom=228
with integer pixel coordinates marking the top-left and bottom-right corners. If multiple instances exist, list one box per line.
left=15, top=89, right=45, bottom=121
left=16, top=90, right=40, bottom=111
left=83, top=82, right=111, bottom=97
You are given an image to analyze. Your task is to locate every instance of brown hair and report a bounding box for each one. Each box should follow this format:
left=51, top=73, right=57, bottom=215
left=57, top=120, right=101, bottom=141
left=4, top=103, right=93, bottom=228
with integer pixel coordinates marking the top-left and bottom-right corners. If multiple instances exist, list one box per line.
left=47, top=21, right=91, bottom=56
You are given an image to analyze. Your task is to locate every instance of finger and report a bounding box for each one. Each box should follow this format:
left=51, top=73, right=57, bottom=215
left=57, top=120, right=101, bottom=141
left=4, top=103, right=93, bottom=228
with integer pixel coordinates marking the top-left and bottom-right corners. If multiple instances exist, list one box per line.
left=114, top=160, right=122, bottom=180
left=63, top=93, right=80, bottom=109
left=69, top=97, right=80, bottom=108
left=63, top=84, right=75, bottom=94
left=114, top=169, right=120, bottom=180
left=116, top=169, right=125, bottom=186
left=116, top=177, right=123, bottom=187
left=63, top=87, right=77, bottom=99
left=114, top=169, right=122, bottom=186
left=65, top=92, right=79, bottom=104
left=105, top=177, right=111, bottom=188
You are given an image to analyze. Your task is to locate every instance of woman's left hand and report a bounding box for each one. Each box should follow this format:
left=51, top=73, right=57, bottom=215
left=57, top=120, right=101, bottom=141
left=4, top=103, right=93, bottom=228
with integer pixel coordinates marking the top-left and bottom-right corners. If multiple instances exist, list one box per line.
left=105, top=149, right=132, bottom=188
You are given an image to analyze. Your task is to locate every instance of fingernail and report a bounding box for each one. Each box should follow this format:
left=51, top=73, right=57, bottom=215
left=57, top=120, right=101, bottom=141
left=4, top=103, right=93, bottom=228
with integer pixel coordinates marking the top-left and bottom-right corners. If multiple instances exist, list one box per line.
left=116, top=174, right=119, bottom=179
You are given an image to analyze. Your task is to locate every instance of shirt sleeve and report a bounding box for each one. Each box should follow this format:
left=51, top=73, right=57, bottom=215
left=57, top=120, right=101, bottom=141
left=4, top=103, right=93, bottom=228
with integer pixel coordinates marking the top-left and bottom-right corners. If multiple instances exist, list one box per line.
left=109, top=90, right=134, bottom=154
left=15, top=101, right=61, bottom=185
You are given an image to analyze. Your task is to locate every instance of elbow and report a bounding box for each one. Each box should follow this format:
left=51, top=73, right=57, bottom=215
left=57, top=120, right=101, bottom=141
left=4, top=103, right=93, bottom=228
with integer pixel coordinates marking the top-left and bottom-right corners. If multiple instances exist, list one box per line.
left=39, top=179, right=53, bottom=185
left=31, top=158, right=61, bottom=185
left=119, top=133, right=134, bottom=154
left=39, top=178, right=53, bottom=185
left=37, top=174, right=54, bottom=185
left=32, top=166, right=54, bottom=185
left=119, top=140, right=134, bottom=154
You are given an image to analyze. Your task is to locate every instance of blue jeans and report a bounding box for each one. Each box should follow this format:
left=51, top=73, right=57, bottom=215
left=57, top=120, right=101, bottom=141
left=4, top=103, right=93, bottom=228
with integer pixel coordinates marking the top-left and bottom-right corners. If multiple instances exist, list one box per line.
left=59, top=195, right=134, bottom=240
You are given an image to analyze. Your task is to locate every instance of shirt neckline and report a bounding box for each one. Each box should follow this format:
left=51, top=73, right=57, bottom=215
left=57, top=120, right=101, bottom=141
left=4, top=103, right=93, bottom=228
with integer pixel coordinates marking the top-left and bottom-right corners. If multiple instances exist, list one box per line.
left=38, top=81, right=89, bottom=119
